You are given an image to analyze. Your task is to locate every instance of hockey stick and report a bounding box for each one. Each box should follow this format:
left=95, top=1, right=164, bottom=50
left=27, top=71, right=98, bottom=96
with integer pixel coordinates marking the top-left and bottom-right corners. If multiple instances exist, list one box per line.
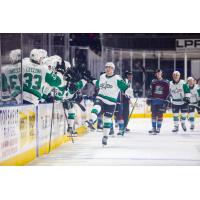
left=74, top=101, right=86, bottom=112
left=62, top=102, right=74, bottom=144
left=188, top=104, right=200, bottom=110
left=121, top=98, right=139, bottom=135
left=122, top=64, right=147, bottom=135
left=48, top=89, right=55, bottom=153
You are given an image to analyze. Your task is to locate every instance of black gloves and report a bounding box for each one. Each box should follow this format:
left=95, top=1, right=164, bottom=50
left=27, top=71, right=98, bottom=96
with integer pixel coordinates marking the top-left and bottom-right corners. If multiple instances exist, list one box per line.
left=68, top=82, right=78, bottom=94
left=183, top=97, right=190, bottom=105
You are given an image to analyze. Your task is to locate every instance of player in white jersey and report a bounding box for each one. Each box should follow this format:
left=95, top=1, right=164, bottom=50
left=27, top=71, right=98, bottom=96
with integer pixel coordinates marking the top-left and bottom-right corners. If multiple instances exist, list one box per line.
left=22, top=49, right=63, bottom=104
left=40, top=55, right=65, bottom=102
left=187, top=77, right=200, bottom=130
left=1, top=49, right=22, bottom=103
left=170, top=71, right=190, bottom=132
left=42, top=58, right=87, bottom=136
left=56, top=60, right=87, bottom=136
left=85, top=62, right=134, bottom=146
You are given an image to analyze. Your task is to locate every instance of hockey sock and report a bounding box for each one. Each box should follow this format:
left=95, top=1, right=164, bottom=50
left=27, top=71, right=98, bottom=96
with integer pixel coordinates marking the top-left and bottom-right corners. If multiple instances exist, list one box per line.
left=118, top=119, right=124, bottom=130
left=173, top=113, right=179, bottom=127
left=91, top=105, right=101, bottom=123
left=157, top=113, right=163, bottom=129
left=152, top=119, right=157, bottom=129
left=103, top=116, right=112, bottom=137
left=188, top=112, right=195, bottom=126
left=68, top=113, right=76, bottom=128
left=181, top=113, right=187, bottom=124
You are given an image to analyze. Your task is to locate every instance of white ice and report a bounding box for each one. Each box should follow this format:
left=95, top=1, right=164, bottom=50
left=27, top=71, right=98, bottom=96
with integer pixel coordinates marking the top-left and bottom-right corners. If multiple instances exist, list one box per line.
left=29, top=118, right=200, bottom=166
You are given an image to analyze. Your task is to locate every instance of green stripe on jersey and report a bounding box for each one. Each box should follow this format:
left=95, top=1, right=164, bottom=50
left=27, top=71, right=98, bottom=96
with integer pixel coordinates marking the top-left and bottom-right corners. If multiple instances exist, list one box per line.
left=117, top=79, right=129, bottom=92
left=183, top=83, right=190, bottom=93
left=23, top=86, right=41, bottom=98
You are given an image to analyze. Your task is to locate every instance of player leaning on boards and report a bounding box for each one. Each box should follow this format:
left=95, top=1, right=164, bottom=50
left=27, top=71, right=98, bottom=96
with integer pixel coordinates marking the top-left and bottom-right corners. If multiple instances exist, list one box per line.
left=187, top=77, right=200, bottom=130
left=85, top=62, right=134, bottom=146
left=41, top=57, right=88, bottom=136
left=22, top=49, right=63, bottom=104
left=170, top=71, right=190, bottom=132
left=147, top=69, right=170, bottom=135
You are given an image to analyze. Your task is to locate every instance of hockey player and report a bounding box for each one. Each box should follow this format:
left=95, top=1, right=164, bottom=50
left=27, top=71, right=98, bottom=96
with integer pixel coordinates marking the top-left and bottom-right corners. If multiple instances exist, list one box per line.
left=170, top=71, right=190, bottom=132
left=187, top=77, right=200, bottom=130
left=43, top=59, right=87, bottom=136
left=147, top=69, right=170, bottom=135
left=122, top=70, right=133, bottom=133
left=85, top=62, right=134, bottom=146
left=1, top=49, right=22, bottom=103
left=40, top=55, right=66, bottom=102
left=22, top=49, right=62, bottom=104
left=108, top=92, right=124, bottom=136
left=62, top=78, right=87, bottom=136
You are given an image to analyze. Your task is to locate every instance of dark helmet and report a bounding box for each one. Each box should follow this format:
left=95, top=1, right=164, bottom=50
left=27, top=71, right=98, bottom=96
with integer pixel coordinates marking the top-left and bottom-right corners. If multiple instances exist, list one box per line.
left=155, top=69, right=163, bottom=74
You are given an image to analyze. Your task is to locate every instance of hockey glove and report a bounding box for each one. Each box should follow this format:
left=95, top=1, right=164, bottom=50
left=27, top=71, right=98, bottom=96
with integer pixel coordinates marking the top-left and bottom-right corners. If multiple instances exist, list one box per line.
left=183, top=97, right=190, bottom=105
left=68, top=82, right=78, bottom=94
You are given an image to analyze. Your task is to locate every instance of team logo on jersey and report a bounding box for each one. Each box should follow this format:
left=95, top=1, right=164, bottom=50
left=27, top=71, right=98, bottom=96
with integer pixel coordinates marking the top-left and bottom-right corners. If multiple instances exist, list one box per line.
left=99, top=82, right=113, bottom=89
left=155, top=86, right=164, bottom=95
left=171, top=88, right=182, bottom=94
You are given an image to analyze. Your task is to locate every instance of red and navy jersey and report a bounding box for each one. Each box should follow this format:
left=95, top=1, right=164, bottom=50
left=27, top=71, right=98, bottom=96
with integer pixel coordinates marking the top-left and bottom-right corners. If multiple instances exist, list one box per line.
left=150, top=78, right=170, bottom=100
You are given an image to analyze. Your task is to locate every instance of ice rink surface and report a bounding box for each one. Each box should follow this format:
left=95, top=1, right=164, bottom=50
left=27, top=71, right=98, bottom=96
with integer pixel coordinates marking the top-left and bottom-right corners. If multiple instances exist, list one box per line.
left=29, top=118, right=200, bottom=166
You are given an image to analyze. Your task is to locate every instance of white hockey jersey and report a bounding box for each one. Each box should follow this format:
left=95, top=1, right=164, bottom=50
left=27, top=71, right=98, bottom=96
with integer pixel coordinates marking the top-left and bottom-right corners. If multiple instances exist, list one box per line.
left=93, top=74, right=132, bottom=105
left=188, top=84, right=200, bottom=104
left=170, top=79, right=190, bottom=105
left=1, top=63, right=21, bottom=103
left=22, top=58, right=62, bottom=104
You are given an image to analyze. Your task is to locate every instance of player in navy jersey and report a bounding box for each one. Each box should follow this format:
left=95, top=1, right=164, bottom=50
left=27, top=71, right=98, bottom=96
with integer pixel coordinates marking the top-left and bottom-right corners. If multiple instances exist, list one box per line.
left=147, top=69, right=170, bottom=135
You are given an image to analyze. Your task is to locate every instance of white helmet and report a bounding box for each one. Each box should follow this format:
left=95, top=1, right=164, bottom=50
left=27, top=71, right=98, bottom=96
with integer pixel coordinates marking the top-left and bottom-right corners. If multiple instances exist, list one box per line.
left=9, top=49, right=21, bottom=64
left=187, top=77, right=194, bottom=81
left=42, top=55, right=62, bottom=71
left=30, top=49, right=47, bottom=64
left=64, top=61, right=71, bottom=69
left=173, top=71, right=180, bottom=76
left=105, top=62, right=115, bottom=70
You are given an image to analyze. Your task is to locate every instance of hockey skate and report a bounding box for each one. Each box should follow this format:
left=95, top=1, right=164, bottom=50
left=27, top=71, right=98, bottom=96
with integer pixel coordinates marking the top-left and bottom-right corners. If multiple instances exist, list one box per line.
left=85, top=120, right=95, bottom=130
left=109, top=128, right=115, bottom=136
left=155, top=128, right=160, bottom=134
left=190, top=124, right=195, bottom=130
left=148, top=128, right=156, bottom=135
left=181, top=123, right=187, bottom=132
left=125, top=128, right=130, bottom=132
left=117, top=130, right=125, bottom=136
left=68, top=127, right=77, bottom=137
left=102, top=136, right=108, bottom=146
left=172, top=126, right=179, bottom=133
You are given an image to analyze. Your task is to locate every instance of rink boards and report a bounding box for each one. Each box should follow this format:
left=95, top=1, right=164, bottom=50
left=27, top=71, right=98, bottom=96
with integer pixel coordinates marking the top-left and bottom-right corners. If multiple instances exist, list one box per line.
left=0, top=99, right=199, bottom=166
left=130, top=98, right=200, bottom=118
left=0, top=103, right=87, bottom=166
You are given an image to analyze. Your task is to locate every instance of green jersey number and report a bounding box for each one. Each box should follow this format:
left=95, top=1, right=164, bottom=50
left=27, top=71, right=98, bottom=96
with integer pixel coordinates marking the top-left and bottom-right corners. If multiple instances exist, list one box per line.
left=9, top=74, right=18, bottom=89
left=24, top=73, right=42, bottom=90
